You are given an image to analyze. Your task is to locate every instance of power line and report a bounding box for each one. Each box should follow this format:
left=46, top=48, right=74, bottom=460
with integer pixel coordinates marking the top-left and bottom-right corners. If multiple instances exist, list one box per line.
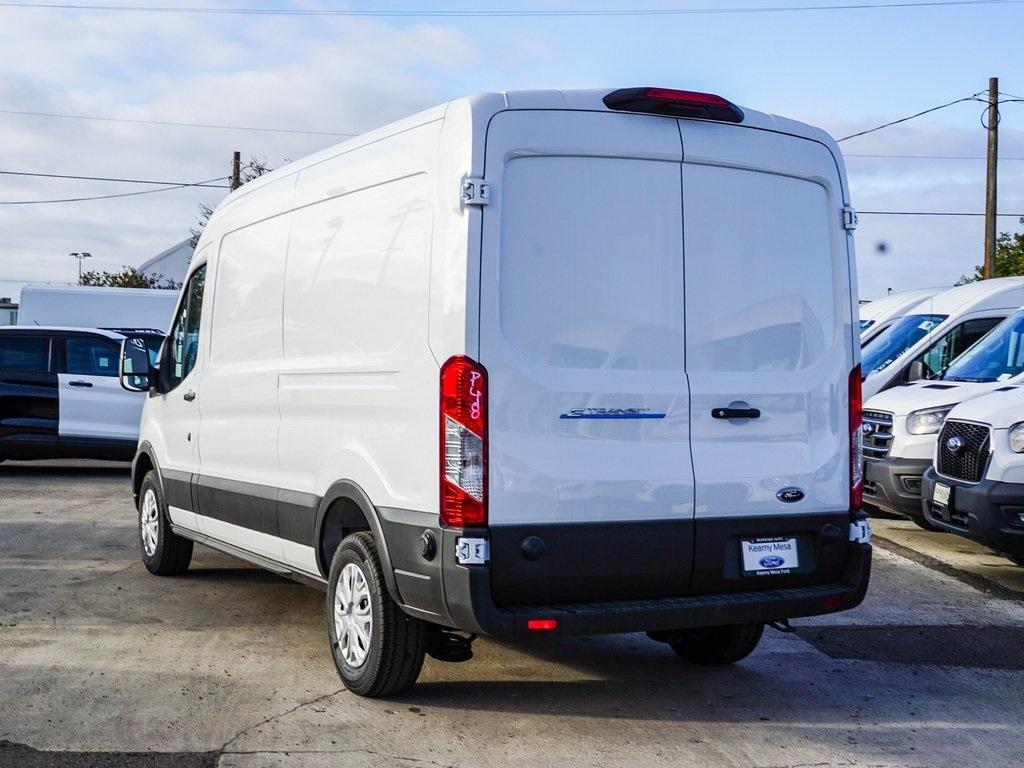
left=0, top=0, right=1021, bottom=15
left=0, top=108, right=357, bottom=137
left=0, top=169, right=229, bottom=187
left=837, top=93, right=984, bottom=141
left=0, top=176, right=228, bottom=205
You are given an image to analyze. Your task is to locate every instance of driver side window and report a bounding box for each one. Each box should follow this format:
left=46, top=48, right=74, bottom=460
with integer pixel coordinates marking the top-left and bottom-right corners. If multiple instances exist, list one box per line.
left=166, top=266, right=207, bottom=391
left=914, top=317, right=1003, bottom=377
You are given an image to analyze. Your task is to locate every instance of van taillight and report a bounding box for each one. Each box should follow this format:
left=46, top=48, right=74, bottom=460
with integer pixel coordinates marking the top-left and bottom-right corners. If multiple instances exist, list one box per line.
left=440, top=356, right=487, bottom=527
left=603, top=87, right=744, bottom=123
left=849, top=365, right=863, bottom=512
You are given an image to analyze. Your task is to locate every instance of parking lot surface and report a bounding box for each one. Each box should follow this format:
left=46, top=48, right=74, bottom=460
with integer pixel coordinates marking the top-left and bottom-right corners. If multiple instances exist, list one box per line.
left=2, top=462, right=1024, bottom=768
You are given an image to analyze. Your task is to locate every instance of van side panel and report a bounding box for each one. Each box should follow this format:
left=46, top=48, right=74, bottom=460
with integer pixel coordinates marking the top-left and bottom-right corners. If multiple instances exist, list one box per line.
left=277, top=123, right=443, bottom=597
left=198, top=203, right=294, bottom=563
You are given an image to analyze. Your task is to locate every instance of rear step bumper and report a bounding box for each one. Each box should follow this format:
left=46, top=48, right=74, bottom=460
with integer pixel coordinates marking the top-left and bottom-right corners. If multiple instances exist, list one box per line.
left=442, top=538, right=871, bottom=638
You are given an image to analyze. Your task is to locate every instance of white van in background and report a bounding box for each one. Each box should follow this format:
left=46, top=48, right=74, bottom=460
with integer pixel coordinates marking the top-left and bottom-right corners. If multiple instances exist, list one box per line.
left=860, top=277, right=1024, bottom=400
left=859, top=288, right=940, bottom=345
left=120, top=87, right=870, bottom=697
left=922, top=386, right=1024, bottom=566
left=863, top=308, right=1024, bottom=528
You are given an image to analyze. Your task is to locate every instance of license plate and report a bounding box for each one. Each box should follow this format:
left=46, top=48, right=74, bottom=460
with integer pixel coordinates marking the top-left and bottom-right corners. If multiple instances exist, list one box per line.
left=741, top=537, right=799, bottom=574
left=933, top=482, right=951, bottom=506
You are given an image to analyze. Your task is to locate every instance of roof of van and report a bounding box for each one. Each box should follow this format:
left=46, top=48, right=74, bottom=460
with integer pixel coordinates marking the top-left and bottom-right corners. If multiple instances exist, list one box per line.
left=859, top=288, right=941, bottom=322
left=214, top=88, right=840, bottom=218
left=909, top=276, right=1024, bottom=316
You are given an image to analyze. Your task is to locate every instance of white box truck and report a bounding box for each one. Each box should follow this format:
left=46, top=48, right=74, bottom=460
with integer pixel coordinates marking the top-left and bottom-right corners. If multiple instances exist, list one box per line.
left=18, top=284, right=177, bottom=333
left=118, top=87, right=870, bottom=697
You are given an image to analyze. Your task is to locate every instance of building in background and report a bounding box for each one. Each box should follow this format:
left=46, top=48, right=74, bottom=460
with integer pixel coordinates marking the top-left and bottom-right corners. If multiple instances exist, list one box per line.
left=0, top=297, right=17, bottom=326
left=138, top=240, right=193, bottom=285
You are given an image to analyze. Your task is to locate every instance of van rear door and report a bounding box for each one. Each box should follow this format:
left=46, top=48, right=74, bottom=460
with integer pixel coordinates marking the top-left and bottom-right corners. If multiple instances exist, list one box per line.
left=478, top=110, right=694, bottom=605
left=679, top=122, right=855, bottom=593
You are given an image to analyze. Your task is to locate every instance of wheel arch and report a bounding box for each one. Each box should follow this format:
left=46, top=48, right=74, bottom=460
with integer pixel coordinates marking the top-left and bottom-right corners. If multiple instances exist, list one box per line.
left=132, top=441, right=160, bottom=504
left=314, top=480, right=400, bottom=600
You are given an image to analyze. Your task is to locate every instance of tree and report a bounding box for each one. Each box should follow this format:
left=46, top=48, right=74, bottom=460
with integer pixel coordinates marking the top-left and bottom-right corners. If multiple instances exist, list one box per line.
left=189, top=156, right=276, bottom=248
left=79, top=266, right=181, bottom=290
left=956, top=218, right=1024, bottom=284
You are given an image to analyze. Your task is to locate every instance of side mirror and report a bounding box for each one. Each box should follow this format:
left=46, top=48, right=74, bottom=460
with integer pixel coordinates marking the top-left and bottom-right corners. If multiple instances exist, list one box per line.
left=906, top=360, right=928, bottom=382
left=119, top=337, right=156, bottom=393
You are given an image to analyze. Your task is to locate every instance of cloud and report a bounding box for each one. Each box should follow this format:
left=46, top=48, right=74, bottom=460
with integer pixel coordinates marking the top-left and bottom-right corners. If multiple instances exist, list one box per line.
left=0, top=10, right=475, bottom=294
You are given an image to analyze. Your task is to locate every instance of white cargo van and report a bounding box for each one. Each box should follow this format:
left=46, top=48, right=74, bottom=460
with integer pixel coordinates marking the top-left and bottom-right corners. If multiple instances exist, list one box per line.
left=859, top=288, right=939, bottom=345
left=922, top=386, right=1024, bottom=565
left=860, top=278, right=1024, bottom=401
left=119, top=88, right=870, bottom=697
left=862, top=308, right=1024, bottom=528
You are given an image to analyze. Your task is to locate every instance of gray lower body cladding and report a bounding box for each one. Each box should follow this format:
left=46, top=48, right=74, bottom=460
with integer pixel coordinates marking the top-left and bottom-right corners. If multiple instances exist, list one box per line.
left=864, top=457, right=931, bottom=517
left=922, top=467, right=1024, bottom=558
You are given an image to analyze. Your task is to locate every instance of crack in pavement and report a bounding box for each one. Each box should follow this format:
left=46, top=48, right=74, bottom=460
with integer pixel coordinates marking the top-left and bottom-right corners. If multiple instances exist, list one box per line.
left=216, top=688, right=345, bottom=757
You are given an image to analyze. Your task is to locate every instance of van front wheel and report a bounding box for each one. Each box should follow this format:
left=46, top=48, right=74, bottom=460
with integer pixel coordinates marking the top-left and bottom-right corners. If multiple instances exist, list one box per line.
left=326, top=532, right=427, bottom=697
left=138, top=470, right=193, bottom=576
left=668, top=623, right=764, bottom=665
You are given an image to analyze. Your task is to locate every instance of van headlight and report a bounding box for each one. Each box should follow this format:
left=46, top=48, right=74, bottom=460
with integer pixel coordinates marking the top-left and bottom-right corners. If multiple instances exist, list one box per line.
left=906, top=405, right=954, bottom=435
left=1009, top=423, right=1024, bottom=453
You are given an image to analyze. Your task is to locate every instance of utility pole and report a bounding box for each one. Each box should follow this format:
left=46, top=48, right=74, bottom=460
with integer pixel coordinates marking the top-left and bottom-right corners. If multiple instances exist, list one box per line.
left=230, top=151, right=241, bottom=191
left=983, top=76, right=999, bottom=279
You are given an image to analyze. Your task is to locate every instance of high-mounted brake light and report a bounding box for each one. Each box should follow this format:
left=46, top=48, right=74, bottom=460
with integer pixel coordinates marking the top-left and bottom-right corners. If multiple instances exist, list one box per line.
left=440, top=355, right=488, bottom=527
left=603, top=87, right=744, bottom=123
left=849, top=365, right=863, bottom=512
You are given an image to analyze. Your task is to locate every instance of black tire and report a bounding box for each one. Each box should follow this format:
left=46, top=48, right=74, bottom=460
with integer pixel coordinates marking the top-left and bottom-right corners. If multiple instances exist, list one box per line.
left=669, top=623, right=764, bottom=665
left=138, top=470, right=193, bottom=576
left=326, top=531, right=427, bottom=697
left=908, top=512, right=944, bottom=532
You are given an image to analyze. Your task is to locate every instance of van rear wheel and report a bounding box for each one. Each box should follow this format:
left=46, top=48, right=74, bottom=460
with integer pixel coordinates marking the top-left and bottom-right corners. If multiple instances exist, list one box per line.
left=138, top=470, right=193, bottom=575
left=668, top=623, right=764, bottom=665
left=326, top=531, right=427, bottom=697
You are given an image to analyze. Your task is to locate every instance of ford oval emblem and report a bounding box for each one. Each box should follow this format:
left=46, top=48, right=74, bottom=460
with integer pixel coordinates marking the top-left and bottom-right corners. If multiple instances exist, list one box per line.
left=946, top=436, right=964, bottom=453
left=777, top=487, right=805, bottom=503
left=759, top=555, right=785, bottom=569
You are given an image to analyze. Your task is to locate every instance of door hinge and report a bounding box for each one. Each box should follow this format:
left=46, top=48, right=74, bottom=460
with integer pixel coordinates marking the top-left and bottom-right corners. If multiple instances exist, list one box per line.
left=461, top=178, right=490, bottom=206
left=849, top=518, right=872, bottom=544
left=842, top=206, right=859, bottom=231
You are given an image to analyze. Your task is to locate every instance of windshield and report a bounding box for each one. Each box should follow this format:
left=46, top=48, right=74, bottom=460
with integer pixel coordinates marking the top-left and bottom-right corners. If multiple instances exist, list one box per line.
left=861, top=313, right=946, bottom=377
left=859, top=318, right=875, bottom=332
left=944, top=311, right=1024, bottom=383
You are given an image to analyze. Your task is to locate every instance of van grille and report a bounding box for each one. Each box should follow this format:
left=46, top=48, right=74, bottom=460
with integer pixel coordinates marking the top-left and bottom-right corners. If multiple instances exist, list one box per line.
left=862, top=410, right=894, bottom=460
left=936, top=420, right=991, bottom=483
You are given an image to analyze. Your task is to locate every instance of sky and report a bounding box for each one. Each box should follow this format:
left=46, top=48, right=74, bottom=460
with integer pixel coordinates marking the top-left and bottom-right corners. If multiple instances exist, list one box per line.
left=1, top=0, right=1023, bottom=302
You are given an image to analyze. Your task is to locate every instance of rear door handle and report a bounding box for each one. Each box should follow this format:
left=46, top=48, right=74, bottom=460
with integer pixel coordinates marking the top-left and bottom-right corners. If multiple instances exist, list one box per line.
left=183, top=390, right=196, bottom=402
left=68, top=380, right=93, bottom=388
left=712, top=407, right=760, bottom=420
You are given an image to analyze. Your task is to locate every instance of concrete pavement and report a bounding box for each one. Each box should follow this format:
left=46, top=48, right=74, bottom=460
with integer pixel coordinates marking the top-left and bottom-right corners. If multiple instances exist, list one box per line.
left=2, top=461, right=1023, bottom=768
